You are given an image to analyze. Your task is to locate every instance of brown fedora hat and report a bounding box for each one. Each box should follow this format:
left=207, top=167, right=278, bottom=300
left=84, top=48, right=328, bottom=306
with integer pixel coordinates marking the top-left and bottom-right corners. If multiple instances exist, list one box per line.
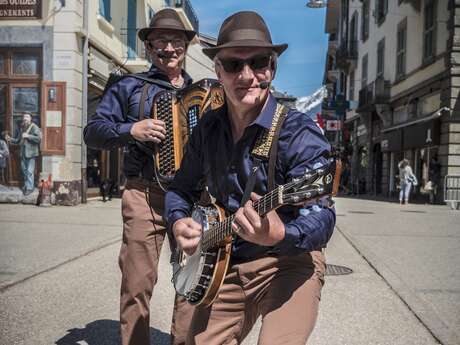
left=138, top=8, right=196, bottom=41
left=203, top=11, right=288, bottom=60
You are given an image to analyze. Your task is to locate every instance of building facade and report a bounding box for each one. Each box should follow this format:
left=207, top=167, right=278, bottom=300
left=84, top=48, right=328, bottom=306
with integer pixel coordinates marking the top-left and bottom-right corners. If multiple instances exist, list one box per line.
left=0, top=0, right=215, bottom=205
left=323, top=0, right=458, bottom=203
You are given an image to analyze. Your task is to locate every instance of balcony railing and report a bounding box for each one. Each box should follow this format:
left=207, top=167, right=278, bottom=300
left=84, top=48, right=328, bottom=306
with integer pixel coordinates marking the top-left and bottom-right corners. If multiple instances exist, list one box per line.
left=358, top=77, right=391, bottom=109
left=336, top=40, right=358, bottom=69
left=166, top=0, right=199, bottom=33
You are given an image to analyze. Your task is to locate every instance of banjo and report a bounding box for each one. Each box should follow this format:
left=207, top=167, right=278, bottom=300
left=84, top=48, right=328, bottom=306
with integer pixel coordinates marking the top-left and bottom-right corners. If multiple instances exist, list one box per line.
left=172, top=158, right=341, bottom=307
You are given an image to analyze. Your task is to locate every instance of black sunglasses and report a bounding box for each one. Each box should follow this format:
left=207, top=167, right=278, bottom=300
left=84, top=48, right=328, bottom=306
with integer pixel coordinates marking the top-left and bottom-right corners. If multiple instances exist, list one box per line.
left=218, top=55, right=272, bottom=73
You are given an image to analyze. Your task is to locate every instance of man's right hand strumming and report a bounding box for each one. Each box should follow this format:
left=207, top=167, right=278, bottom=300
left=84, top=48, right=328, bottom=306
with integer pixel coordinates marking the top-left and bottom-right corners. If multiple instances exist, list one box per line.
left=172, top=217, right=202, bottom=256
left=130, top=119, right=166, bottom=143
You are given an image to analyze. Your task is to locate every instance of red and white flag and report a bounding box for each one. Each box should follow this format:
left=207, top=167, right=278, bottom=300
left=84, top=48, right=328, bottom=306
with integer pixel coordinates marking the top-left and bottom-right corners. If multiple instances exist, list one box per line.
left=326, top=120, right=342, bottom=131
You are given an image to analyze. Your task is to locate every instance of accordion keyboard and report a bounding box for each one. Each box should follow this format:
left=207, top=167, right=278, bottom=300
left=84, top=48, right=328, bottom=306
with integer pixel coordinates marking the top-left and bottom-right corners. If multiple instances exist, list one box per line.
left=156, top=92, right=175, bottom=178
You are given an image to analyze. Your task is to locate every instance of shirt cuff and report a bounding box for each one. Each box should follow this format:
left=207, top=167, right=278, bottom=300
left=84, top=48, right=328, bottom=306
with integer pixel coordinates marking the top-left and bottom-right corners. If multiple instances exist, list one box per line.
left=275, top=223, right=301, bottom=253
left=117, top=123, right=134, bottom=142
left=167, top=210, right=189, bottom=232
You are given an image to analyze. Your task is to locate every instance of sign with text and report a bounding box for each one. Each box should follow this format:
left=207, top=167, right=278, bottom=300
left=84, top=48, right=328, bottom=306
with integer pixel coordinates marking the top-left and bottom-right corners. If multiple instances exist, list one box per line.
left=0, top=0, right=42, bottom=19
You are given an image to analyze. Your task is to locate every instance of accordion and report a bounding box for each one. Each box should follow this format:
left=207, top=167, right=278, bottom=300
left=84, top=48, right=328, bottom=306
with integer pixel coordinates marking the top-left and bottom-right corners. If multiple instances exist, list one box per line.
left=149, top=78, right=224, bottom=184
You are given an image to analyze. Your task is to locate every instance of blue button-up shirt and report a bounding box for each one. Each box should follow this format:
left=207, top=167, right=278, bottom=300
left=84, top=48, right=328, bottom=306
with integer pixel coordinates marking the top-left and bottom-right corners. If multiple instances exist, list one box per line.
left=165, top=94, right=336, bottom=261
left=83, top=65, right=192, bottom=180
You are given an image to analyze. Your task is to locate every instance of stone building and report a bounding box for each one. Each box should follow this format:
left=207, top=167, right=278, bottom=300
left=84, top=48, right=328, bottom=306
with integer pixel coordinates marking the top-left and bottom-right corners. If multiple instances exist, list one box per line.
left=321, top=0, right=458, bottom=202
left=0, top=0, right=215, bottom=205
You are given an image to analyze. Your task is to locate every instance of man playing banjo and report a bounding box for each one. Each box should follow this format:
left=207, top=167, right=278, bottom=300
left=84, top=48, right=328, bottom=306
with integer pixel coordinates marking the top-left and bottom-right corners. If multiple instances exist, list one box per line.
left=165, top=11, right=336, bottom=344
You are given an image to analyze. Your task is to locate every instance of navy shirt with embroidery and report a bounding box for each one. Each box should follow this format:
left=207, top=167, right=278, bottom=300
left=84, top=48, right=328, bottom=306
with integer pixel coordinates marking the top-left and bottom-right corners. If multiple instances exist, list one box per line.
left=165, top=94, right=336, bottom=261
left=83, top=65, right=192, bottom=180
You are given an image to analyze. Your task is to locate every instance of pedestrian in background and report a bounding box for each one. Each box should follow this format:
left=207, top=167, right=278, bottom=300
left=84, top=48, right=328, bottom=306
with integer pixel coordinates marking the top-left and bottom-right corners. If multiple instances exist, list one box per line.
left=398, top=158, right=417, bottom=205
left=0, top=131, right=9, bottom=184
left=428, top=156, right=441, bottom=204
left=5, top=113, right=41, bottom=195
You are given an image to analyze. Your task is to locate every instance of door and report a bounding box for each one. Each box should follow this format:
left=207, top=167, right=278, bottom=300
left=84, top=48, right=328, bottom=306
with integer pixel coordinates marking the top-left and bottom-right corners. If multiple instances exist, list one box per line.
left=8, top=83, right=41, bottom=185
left=0, top=48, right=42, bottom=187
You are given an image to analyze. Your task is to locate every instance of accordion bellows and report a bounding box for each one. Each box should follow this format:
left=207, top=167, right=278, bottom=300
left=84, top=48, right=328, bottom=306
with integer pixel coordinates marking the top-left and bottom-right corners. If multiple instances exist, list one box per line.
left=150, top=78, right=225, bottom=184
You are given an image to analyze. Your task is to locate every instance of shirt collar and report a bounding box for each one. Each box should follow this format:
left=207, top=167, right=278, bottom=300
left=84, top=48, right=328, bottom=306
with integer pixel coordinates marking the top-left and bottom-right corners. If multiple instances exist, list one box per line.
left=251, top=92, right=277, bottom=130
left=212, top=92, right=277, bottom=133
left=147, top=64, right=193, bottom=86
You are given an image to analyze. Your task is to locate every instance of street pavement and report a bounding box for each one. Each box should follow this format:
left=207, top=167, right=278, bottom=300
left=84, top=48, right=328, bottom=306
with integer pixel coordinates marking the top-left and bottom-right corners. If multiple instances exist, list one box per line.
left=0, top=196, right=458, bottom=344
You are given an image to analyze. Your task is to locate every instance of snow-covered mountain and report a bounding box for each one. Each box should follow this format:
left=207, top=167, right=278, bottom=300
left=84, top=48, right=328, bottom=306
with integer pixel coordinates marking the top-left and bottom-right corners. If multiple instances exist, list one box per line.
left=295, top=86, right=327, bottom=119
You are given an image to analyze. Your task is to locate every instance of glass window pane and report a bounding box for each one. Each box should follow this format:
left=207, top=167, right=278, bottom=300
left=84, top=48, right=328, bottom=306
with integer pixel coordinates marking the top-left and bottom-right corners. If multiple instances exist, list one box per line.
left=0, top=55, right=4, bottom=74
left=0, top=84, right=6, bottom=134
left=12, top=53, right=39, bottom=75
left=0, top=84, right=6, bottom=116
left=12, top=87, right=40, bottom=136
left=13, top=87, right=39, bottom=114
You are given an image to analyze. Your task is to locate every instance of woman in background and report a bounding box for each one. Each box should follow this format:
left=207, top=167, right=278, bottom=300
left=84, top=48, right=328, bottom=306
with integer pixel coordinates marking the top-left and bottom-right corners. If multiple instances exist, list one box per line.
left=0, top=131, right=9, bottom=185
left=398, top=158, right=417, bottom=205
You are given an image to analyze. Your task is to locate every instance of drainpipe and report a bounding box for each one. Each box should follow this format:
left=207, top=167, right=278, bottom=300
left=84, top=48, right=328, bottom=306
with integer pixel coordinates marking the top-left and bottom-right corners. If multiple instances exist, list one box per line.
left=81, top=0, right=89, bottom=203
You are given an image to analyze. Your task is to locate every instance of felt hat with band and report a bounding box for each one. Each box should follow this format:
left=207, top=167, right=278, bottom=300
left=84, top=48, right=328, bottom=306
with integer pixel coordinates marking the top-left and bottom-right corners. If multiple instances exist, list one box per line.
left=203, top=11, right=288, bottom=60
left=138, top=8, right=196, bottom=42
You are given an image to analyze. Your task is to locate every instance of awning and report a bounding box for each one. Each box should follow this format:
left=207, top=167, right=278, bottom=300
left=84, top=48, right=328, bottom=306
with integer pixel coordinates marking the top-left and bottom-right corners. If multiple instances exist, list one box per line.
left=382, top=107, right=448, bottom=133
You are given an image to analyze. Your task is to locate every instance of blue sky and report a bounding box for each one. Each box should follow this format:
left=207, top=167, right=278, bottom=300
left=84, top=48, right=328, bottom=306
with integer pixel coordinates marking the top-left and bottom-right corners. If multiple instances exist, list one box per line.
left=192, top=0, right=328, bottom=98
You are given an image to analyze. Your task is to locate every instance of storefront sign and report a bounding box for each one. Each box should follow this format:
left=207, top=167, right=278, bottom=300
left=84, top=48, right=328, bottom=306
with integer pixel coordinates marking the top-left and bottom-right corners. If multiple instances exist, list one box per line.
left=0, top=0, right=41, bottom=19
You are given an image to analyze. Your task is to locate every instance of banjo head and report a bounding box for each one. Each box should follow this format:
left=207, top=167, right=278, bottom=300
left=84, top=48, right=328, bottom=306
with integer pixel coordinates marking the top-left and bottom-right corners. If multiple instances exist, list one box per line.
left=172, top=205, right=221, bottom=301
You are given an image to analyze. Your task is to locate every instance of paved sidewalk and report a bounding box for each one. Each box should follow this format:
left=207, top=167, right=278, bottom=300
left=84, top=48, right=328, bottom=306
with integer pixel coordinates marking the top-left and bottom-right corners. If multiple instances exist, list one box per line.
left=0, top=198, right=455, bottom=344
left=334, top=197, right=460, bottom=345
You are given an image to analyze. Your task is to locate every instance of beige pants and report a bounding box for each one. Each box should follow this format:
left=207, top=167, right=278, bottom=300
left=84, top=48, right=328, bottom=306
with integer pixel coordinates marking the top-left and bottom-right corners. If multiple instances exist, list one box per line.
left=119, top=179, right=195, bottom=345
left=187, top=251, right=326, bottom=345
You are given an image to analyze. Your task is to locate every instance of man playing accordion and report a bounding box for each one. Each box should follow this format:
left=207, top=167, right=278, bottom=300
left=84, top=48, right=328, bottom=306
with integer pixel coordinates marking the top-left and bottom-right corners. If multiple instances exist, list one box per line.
left=84, top=8, right=195, bottom=345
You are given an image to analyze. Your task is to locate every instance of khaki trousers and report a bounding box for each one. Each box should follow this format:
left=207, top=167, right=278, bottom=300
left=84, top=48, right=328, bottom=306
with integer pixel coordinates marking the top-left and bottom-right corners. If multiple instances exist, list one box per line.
left=119, top=179, right=195, bottom=345
left=187, top=251, right=325, bottom=345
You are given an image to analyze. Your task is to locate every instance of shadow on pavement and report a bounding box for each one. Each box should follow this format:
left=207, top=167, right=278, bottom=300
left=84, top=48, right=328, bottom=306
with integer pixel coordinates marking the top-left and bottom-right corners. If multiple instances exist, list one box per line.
left=55, top=319, right=170, bottom=345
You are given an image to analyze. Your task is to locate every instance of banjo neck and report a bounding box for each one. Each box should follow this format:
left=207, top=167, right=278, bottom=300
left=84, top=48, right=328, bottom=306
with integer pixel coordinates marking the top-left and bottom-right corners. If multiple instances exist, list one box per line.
left=201, top=185, right=284, bottom=250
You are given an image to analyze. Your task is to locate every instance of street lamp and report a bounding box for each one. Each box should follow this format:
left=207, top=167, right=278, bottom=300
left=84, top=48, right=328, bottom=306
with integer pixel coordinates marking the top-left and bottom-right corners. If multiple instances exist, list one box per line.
left=306, top=0, right=327, bottom=8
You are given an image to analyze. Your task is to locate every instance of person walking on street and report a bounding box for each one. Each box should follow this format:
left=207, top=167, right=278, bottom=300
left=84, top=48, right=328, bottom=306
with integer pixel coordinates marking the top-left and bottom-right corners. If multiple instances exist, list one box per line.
left=0, top=131, right=9, bottom=185
left=165, top=11, right=336, bottom=344
left=398, top=158, right=417, bottom=205
left=5, top=113, right=41, bottom=195
left=428, top=156, right=441, bottom=204
left=84, top=9, right=196, bottom=345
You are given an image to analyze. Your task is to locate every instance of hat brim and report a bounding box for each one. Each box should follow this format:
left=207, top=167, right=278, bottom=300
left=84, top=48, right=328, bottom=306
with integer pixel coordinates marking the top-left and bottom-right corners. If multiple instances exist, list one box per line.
left=138, top=26, right=196, bottom=41
left=202, top=40, right=288, bottom=60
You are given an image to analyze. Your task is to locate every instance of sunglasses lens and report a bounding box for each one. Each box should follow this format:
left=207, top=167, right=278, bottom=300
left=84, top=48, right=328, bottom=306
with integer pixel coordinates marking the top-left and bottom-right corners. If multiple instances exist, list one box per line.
left=250, top=56, right=271, bottom=70
left=221, top=59, right=244, bottom=73
left=220, top=55, right=271, bottom=73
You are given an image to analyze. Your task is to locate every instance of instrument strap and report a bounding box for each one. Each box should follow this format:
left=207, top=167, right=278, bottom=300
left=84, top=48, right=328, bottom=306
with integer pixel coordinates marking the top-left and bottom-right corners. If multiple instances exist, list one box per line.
left=240, top=103, right=288, bottom=206
left=138, top=83, right=150, bottom=120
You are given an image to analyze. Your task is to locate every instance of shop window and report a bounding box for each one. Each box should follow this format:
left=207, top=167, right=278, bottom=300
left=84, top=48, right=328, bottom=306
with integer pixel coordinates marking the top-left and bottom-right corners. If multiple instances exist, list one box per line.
left=12, top=53, right=39, bottom=76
